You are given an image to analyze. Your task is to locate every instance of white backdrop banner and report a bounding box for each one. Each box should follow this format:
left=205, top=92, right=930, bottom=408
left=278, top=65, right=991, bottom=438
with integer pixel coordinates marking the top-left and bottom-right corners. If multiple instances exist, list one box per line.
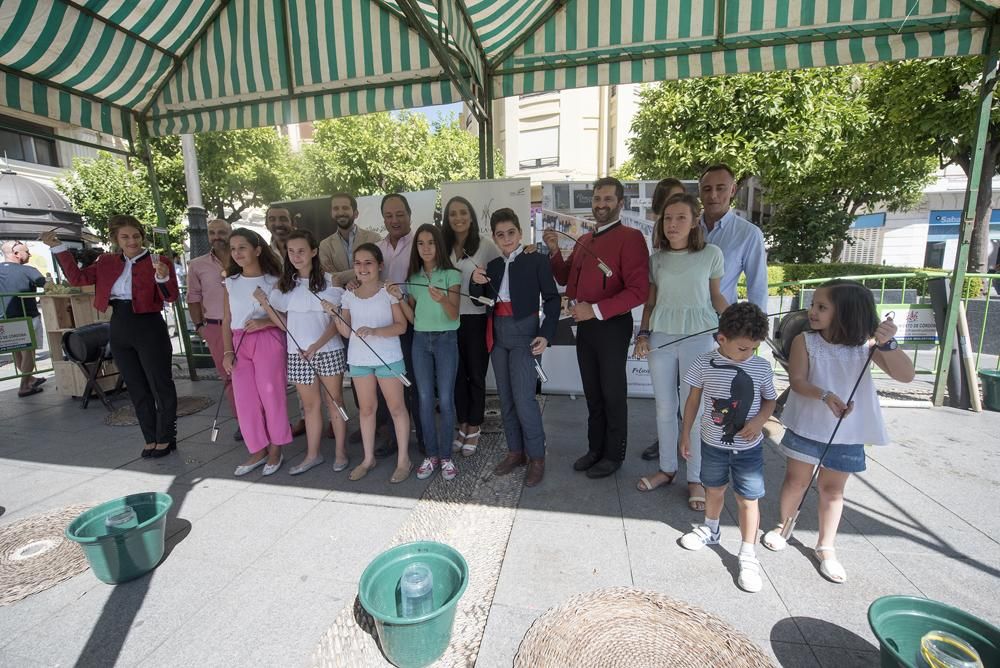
left=440, top=178, right=531, bottom=237
left=355, top=190, right=438, bottom=234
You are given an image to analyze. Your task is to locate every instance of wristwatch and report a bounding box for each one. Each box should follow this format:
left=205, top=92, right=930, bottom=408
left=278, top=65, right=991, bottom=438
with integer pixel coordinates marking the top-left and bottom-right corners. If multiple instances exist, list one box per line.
left=876, top=338, right=898, bottom=351
left=193, top=321, right=205, bottom=329
left=819, top=390, right=832, bottom=403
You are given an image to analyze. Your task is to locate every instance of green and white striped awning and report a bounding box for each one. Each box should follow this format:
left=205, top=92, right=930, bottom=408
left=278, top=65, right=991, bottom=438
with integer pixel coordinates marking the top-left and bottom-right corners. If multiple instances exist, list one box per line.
left=1, top=0, right=997, bottom=139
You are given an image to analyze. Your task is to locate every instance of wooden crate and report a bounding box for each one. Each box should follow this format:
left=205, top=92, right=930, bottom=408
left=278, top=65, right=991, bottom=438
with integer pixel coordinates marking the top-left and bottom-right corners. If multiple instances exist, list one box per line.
left=39, top=295, right=76, bottom=331
left=40, top=293, right=112, bottom=398
left=52, top=359, right=121, bottom=398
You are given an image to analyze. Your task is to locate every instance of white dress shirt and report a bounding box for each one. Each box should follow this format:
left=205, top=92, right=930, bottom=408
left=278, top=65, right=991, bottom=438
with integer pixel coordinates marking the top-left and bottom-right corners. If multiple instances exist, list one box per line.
left=698, top=209, right=768, bottom=311
left=497, top=245, right=524, bottom=303
left=111, top=250, right=153, bottom=300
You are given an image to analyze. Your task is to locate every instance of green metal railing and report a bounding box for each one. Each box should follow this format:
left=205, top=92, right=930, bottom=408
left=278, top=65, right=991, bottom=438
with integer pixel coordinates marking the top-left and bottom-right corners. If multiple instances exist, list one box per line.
left=0, top=291, right=53, bottom=383
left=765, top=271, right=1000, bottom=376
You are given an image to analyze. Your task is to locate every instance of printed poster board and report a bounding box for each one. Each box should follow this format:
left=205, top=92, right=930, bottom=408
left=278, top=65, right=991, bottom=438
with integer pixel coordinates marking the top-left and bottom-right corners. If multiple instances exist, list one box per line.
left=877, top=304, right=938, bottom=343
left=440, top=178, right=532, bottom=238
left=0, top=317, right=36, bottom=353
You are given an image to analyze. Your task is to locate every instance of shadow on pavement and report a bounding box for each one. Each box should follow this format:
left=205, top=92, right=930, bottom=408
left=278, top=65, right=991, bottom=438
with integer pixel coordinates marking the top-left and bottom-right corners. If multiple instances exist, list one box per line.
left=771, top=617, right=879, bottom=667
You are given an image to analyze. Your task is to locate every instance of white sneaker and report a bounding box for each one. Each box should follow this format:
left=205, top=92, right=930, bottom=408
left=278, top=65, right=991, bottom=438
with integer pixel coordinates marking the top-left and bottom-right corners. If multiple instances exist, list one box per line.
left=738, top=554, right=763, bottom=593
left=679, top=525, right=721, bottom=551
left=440, top=459, right=458, bottom=481
left=416, top=457, right=438, bottom=480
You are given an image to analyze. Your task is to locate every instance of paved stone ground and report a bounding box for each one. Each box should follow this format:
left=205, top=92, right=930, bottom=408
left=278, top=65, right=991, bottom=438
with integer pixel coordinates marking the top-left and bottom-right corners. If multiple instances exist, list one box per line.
left=0, top=369, right=998, bottom=667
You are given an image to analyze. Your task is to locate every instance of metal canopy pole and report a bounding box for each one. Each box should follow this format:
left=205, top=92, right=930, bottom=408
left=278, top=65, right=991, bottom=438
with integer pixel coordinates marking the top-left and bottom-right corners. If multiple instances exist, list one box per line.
left=180, top=134, right=209, bottom=259
left=932, top=23, right=1000, bottom=406
left=477, top=80, right=494, bottom=179
left=136, top=121, right=198, bottom=381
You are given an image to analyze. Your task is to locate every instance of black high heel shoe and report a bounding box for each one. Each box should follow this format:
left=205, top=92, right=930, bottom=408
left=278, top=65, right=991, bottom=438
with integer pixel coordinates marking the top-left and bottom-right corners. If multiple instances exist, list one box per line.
left=150, top=440, right=176, bottom=459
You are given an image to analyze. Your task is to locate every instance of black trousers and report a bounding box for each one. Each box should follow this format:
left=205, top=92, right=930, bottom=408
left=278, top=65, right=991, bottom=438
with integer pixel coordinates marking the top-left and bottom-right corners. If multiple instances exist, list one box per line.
left=455, top=313, right=489, bottom=426
left=110, top=301, right=177, bottom=444
left=575, top=313, right=633, bottom=462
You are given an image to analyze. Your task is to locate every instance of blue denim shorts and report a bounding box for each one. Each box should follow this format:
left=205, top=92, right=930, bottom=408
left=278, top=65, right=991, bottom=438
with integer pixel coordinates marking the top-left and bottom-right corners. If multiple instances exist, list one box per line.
left=349, top=359, right=406, bottom=379
left=699, top=442, right=765, bottom=500
left=780, top=429, right=867, bottom=473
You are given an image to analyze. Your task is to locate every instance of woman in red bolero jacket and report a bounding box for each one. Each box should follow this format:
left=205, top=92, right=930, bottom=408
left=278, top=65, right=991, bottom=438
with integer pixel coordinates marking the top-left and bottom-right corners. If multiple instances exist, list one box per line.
left=42, top=215, right=180, bottom=458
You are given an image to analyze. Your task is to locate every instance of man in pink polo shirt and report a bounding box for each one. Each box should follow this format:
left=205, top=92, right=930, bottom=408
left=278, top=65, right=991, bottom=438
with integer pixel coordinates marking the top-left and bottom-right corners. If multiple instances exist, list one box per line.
left=187, top=218, right=241, bottom=439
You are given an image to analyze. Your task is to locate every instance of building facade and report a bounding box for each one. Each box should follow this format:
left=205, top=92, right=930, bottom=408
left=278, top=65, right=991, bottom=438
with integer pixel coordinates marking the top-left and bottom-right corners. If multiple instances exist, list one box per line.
left=845, top=165, right=1000, bottom=270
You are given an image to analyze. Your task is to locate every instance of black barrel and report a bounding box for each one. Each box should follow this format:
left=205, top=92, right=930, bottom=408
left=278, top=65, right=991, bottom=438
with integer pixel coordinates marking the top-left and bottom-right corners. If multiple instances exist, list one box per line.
left=62, top=322, right=111, bottom=364
left=774, top=311, right=811, bottom=363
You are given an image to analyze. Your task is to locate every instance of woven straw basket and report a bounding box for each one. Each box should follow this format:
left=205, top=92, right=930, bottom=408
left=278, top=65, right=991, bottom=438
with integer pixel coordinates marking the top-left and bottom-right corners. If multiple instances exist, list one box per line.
left=514, top=587, right=776, bottom=668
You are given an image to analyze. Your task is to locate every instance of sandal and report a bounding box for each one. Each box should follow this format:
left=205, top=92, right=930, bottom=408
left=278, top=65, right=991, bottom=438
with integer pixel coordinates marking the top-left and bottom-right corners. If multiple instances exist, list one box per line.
left=461, top=429, right=481, bottom=457
left=815, top=546, right=847, bottom=583
left=452, top=430, right=467, bottom=453
left=762, top=525, right=788, bottom=551
left=390, top=463, right=412, bottom=484
left=687, top=484, right=706, bottom=511
left=17, top=386, right=43, bottom=398
left=348, top=461, right=376, bottom=481
left=636, top=471, right=675, bottom=492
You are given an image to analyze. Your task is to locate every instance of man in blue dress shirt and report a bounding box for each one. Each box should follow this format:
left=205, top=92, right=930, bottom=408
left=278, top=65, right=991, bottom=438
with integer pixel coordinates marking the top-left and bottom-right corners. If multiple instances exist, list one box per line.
left=641, top=164, right=769, bottom=463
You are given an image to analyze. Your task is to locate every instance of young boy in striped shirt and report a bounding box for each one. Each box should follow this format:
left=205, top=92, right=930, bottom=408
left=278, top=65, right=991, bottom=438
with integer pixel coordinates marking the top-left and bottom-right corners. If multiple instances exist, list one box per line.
left=678, top=303, right=777, bottom=593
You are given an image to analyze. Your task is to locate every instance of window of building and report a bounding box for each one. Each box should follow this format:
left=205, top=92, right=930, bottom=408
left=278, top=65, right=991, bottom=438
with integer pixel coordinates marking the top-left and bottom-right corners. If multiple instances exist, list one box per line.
left=0, top=115, right=58, bottom=167
left=519, top=126, right=559, bottom=169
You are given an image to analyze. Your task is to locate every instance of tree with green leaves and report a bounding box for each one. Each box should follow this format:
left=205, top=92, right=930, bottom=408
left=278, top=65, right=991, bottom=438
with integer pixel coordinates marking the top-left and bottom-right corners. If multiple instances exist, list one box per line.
left=623, top=66, right=936, bottom=262
left=55, top=151, right=186, bottom=251
left=150, top=127, right=294, bottom=222
left=868, top=57, right=1000, bottom=273
left=288, top=112, right=502, bottom=198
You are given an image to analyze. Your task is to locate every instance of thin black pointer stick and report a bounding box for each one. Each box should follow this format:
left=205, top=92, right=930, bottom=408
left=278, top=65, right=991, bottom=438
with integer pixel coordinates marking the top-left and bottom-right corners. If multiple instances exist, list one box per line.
left=779, top=344, right=878, bottom=540
left=390, top=281, right=494, bottom=307
left=459, top=253, right=548, bottom=382
left=648, top=309, right=808, bottom=351
left=549, top=229, right=613, bottom=278
left=257, top=295, right=350, bottom=421
left=210, top=326, right=247, bottom=442
left=306, top=289, right=412, bottom=387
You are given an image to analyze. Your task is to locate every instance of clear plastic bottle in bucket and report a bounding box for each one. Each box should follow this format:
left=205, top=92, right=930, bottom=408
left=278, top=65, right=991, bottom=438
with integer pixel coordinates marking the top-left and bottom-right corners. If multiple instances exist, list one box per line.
left=919, top=630, right=983, bottom=668
left=104, top=506, right=138, bottom=532
left=399, top=562, right=434, bottom=618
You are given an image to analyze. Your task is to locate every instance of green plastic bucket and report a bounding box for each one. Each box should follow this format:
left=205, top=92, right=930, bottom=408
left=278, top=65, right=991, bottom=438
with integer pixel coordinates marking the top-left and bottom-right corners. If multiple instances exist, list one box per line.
left=65, top=492, right=173, bottom=584
left=358, top=541, right=469, bottom=668
left=868, top=595, right=1000, bottom=668
left=979, top=370, right=1000, bottom=412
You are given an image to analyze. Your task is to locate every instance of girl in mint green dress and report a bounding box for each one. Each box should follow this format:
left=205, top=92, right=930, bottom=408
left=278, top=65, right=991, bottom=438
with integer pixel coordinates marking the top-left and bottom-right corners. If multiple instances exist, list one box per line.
left=633, top=193, right=729, bottom=511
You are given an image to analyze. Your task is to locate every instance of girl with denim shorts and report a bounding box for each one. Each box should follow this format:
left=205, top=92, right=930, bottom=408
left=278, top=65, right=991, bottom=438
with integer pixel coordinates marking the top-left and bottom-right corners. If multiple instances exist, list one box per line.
left=762, top=279, right=915, bottom=584
left=335, top=243, right=412, bottom=484
left=390, top=224, right=462, bottom=481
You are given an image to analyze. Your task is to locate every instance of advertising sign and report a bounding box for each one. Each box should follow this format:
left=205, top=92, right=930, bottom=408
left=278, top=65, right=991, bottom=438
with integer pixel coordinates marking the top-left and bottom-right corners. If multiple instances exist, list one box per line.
left=877, top=304, right=938, bottom=343
left=0, top=317, right=36, bottom=353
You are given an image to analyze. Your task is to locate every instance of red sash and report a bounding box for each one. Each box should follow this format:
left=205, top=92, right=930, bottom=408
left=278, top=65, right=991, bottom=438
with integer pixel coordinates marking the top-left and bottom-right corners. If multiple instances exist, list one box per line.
left=486, top=302, right=514, bottom=352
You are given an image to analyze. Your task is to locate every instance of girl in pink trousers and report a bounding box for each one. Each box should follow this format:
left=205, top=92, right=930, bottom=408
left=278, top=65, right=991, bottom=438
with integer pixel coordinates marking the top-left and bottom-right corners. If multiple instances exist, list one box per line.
left=222, top=228, right=292, bottom=477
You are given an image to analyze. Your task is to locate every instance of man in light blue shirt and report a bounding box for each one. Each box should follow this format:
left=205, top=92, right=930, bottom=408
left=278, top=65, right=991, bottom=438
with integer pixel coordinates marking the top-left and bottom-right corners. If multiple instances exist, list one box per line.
left=698, top=164, right=768, bottom=311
